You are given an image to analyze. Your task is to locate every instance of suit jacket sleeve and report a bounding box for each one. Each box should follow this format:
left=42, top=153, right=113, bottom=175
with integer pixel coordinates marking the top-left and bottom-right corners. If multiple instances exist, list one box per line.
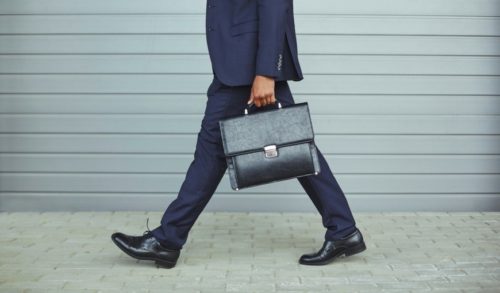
left=255, top=0, right=291, bottom=78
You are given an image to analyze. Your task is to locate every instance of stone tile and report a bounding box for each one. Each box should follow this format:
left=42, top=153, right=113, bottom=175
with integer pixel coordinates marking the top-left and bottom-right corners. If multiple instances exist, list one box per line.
left=0, top=211, right=499, bottom=292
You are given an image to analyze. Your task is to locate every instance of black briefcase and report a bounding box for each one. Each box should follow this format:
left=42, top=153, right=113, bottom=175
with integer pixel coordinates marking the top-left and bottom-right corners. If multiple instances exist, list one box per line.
left=219, top=100, right=321, bottom=190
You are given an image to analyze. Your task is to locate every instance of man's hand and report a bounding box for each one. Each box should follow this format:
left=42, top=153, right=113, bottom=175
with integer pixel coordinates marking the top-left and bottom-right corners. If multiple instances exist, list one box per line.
left=247, top=75, right=276, bottom=107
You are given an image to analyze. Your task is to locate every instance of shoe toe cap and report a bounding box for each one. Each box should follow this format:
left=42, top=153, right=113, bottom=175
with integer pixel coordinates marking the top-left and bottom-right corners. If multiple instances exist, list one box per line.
left=111, top=232, right=128, bottom=243
left=299, top=252, right=316, bottom=263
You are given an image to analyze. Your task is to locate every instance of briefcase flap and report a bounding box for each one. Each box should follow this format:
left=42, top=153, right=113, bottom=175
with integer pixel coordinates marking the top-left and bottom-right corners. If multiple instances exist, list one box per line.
left=219, top=102, right=314, bottom=156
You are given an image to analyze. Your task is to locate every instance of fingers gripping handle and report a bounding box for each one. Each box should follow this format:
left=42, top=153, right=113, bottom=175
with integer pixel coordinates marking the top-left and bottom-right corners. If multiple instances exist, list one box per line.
left=244, top=98, right=282, bottom=115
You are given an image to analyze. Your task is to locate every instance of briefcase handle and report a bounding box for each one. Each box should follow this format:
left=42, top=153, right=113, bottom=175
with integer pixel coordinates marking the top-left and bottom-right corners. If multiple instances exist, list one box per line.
left=244, top=99, right=282, bottom=115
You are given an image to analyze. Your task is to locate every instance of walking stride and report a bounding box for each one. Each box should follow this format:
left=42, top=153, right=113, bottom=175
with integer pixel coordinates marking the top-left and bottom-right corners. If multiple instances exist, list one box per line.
left=111, top=0, right=366, bottom=269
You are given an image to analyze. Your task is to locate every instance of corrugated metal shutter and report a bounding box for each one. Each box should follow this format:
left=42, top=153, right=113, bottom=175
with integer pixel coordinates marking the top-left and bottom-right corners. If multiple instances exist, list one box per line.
left=1, top=0, right=499, bottom=211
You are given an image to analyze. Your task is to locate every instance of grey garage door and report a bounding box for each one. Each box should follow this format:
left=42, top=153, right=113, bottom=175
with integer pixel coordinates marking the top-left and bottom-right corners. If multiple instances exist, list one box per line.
left=0, top=0, right=499, bottom=212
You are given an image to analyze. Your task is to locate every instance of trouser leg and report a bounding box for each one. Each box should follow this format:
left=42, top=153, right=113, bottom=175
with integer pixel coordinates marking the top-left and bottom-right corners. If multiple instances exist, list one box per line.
left=274, top=81, right=357, bottom=241
left=151, top=76, right=252, bottom=250
left=152, top=76, right=357, bottom=250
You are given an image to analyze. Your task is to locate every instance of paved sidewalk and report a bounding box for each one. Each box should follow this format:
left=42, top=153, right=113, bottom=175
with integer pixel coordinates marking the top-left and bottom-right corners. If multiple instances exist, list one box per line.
left=0, top=211, right=499, bottom=292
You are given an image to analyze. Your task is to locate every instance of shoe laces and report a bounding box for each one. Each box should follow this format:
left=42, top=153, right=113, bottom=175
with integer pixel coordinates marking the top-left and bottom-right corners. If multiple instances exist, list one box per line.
left=143, top=217, right=153, bottom=237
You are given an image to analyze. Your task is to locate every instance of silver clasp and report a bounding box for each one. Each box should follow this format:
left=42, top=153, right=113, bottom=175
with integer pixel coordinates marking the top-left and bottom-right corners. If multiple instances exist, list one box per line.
left=264, top=144, right=278, bottom=158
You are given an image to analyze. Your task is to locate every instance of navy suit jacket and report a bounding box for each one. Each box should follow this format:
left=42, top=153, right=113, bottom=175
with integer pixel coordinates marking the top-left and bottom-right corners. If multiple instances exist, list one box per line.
left=205, top=0, right=304, bottom=86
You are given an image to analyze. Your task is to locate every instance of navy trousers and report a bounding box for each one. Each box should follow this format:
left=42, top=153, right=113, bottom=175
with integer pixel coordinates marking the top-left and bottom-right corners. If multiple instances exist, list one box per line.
left=151, top=75, right=357, bottom=250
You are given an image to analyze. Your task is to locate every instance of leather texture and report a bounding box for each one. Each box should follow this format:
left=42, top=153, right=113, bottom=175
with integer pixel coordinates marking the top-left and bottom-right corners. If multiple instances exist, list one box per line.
left=299, top=228, right=367, bottom=265
left=111, top=231, right=180, bottom=268
left=219, top=102, right=321, bottom=190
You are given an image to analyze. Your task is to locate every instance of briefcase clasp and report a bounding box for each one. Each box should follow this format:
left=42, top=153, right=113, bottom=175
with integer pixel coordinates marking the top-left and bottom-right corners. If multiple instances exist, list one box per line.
left=264, top=144, right=278, bottom=158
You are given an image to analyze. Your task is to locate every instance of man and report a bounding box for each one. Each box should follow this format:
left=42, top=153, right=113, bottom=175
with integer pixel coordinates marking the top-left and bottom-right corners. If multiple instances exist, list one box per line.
left=111, top=0, right=366, bottom=269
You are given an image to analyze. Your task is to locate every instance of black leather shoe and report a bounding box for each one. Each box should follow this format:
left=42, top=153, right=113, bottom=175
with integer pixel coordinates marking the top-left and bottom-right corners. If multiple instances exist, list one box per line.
left=111, top=218, right=180, bottom=268
left=299, top=228, right=366, bottom=266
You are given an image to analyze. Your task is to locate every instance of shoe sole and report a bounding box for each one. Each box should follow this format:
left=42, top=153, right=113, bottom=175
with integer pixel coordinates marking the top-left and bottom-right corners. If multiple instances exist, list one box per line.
left=299, top=241, right=367, bottom=266
left=111, top=237, right=177, bottom=269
